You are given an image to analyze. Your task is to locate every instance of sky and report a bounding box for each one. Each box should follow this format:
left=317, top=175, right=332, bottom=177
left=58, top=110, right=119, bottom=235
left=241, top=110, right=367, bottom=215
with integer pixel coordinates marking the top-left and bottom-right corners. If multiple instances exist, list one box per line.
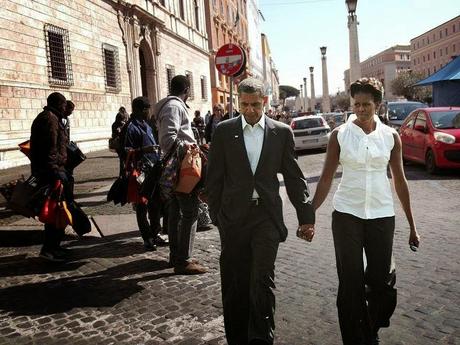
left=259, top=0, right=460, bottom=96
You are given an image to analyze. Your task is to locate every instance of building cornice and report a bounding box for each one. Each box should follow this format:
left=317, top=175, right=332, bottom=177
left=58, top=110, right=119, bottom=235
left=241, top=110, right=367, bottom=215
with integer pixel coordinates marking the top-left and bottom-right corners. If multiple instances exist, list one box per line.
left=410, top=15, right=460, bottom=42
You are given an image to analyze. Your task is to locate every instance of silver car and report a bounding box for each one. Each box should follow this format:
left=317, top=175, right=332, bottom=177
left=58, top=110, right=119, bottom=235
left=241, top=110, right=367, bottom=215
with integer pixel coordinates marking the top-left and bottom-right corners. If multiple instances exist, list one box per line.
left=291, top=115, right=331, bottom=151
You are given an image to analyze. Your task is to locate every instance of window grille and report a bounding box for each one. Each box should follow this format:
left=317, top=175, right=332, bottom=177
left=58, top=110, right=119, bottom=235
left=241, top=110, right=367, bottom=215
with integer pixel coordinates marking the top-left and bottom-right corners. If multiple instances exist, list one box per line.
left=166, top=65, right=175, bottom=94
left=200, top=75, right=207, bottom=100
left=102, top=44, right=121, bottom=92
left=44, top=24, right=73, bottom=87
left=186, top=71, right=194, bottom=100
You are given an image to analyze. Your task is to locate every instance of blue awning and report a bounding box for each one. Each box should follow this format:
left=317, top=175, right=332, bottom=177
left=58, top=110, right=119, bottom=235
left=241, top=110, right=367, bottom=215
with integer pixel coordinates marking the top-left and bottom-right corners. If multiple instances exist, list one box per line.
left=415, top=56, right=460, bottom=86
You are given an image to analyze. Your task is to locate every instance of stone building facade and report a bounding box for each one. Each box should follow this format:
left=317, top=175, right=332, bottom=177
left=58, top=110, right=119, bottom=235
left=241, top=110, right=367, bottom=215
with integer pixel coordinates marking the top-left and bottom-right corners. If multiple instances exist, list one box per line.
left=410, top=15, right=460, bottom=77
left=204, top=0, right=249, bottom=108
left=247, top=0, right=264, bottom=80
left=0, top=0, right=211, bottom=169
left=360, top=45, right=411, bottom=100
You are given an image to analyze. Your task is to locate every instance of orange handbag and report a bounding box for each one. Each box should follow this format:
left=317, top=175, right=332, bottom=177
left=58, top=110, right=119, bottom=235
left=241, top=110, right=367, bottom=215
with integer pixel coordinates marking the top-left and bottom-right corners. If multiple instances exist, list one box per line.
left=175, top=144, right=202, bottom=194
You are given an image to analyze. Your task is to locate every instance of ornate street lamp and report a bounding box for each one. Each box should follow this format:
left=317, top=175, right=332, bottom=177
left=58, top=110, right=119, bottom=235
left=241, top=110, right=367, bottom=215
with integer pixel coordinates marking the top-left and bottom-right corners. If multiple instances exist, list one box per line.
left=346, top=0, right=361, bottom=106
left=303, top=77, right=308, bottom=111
left=299, top=84, right=303, bottom=111
left=309, top=66, right=316, bottom=112
left=320, top=46, right=331, bottom=113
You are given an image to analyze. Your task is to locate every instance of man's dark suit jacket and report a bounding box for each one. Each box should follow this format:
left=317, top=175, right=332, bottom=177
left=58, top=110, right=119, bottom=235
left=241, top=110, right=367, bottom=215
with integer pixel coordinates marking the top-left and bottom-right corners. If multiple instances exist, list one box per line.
left=205, top=115, right=315, bottom=242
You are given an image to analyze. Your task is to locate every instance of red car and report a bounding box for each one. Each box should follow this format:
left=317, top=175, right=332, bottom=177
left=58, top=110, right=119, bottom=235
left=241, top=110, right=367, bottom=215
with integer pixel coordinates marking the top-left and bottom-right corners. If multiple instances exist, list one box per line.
left=399, top=107, right=460, bottom=174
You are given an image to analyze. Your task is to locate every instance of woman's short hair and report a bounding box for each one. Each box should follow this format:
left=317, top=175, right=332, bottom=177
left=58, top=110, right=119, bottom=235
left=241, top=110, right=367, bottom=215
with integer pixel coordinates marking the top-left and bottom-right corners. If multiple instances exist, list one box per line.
left=237, top=78, right=265, bottom=97
left=350, top=77, right=384, bottom=104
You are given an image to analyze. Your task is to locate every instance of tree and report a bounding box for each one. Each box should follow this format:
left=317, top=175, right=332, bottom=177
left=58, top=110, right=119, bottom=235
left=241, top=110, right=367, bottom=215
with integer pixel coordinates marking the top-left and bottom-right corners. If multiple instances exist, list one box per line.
left=279, top=85, right=299, bottom=108
left=330, top=91, right=350, bottom=111
left=391, top=71, right=432, bottom=102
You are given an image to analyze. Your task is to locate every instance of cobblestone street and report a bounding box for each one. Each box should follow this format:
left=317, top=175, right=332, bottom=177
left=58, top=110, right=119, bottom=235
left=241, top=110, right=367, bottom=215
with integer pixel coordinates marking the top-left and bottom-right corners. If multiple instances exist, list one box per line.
left=0, top=150, right=459, bottom=345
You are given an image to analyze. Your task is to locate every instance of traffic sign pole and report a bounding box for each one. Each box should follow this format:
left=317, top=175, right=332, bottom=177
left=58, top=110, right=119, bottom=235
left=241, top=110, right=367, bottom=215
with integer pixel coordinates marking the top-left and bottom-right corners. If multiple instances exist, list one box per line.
left=229, top=76, right=233, bottom=119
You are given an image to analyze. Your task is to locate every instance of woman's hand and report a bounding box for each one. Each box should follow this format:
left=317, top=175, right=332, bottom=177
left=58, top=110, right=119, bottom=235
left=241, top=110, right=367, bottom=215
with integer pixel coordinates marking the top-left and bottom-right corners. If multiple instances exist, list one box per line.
left=409, top=227, right=420, bottom=251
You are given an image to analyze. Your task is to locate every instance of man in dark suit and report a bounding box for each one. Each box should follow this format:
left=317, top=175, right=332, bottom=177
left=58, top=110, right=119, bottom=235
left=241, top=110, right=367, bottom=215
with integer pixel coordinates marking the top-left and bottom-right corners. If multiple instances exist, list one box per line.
left=205, top=78, right=316, bottom=345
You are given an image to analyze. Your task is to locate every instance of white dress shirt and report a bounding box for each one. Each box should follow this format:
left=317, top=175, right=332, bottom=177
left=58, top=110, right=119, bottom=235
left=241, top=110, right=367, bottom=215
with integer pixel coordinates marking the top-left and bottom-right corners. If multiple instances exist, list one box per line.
left=333, top=115, right=397, bottom=219
left=242, top=114, right=265, bottom=199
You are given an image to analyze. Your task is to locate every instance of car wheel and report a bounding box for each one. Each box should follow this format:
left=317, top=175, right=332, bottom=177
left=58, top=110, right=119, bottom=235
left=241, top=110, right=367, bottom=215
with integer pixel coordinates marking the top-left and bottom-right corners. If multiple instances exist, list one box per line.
left=425, top=150, right=439, bottom=174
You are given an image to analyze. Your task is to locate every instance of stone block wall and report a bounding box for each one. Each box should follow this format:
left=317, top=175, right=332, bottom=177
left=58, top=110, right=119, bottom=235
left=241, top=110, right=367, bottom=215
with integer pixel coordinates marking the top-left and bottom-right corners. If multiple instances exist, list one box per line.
left=159, top=32, right=212, bottom=116
left=0, top=0, right=131, bottom=169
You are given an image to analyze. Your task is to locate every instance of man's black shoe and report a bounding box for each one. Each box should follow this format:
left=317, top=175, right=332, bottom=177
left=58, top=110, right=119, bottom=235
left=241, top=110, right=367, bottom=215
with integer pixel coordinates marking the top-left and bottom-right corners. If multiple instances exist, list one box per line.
left=39, top=248, right=67, bottom=262
left=143, top=238, right=157, bottom=251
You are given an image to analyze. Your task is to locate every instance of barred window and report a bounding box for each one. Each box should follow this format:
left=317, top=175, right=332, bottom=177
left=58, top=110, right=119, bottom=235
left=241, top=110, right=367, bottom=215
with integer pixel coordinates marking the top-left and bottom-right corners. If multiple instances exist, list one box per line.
left=166, top=65, right=175, bottom=94
left=185, top=71, right=194, bottom=100
left=200, top=75, right=207, bottom=100
left=102, top=44, right=121, bottom=92
left=44, top=24, right=73, bottom=86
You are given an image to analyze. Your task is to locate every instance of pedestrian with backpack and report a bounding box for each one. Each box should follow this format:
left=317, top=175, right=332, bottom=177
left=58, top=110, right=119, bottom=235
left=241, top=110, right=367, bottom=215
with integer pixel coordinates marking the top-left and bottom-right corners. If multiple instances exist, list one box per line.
left=155, top=75, right=207, bottom=275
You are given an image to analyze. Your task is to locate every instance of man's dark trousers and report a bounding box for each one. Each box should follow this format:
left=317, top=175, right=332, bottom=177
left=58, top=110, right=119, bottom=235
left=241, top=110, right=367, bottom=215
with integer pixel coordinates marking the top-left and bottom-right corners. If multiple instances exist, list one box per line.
left=220, top=201, right=280, bottom=345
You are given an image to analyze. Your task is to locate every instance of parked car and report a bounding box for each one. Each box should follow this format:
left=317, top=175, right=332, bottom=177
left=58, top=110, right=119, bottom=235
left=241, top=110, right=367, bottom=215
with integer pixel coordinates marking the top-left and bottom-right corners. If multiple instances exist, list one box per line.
left=378, top=101, right=428, bottom=130
left=399, top=107, right=460, bottom=174
left=321, top=112, right=347, bottom=129
left=290, top=115, right=331, bottom=151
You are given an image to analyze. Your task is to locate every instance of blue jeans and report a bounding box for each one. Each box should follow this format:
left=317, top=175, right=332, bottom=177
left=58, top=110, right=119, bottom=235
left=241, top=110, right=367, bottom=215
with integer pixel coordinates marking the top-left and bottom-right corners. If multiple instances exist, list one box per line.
left=167, top=192, right=199, bottom=266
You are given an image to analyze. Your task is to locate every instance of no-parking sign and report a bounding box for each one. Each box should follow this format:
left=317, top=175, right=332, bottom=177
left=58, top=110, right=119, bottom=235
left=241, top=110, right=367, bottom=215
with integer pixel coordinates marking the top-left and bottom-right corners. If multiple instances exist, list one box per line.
left=215, top=44, right=245, bottom=77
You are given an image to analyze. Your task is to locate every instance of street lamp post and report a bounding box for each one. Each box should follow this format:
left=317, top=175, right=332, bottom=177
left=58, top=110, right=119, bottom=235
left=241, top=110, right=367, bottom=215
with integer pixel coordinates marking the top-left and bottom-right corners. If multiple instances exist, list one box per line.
left=320, top=46, right=331, bottom=113
left=303, top=77, right=308, bottom=112
left=309, top=66, right=316, bottom=112
left=299, top=84, right=303, bottom=111
left=346, top=0, right=361, bottom=105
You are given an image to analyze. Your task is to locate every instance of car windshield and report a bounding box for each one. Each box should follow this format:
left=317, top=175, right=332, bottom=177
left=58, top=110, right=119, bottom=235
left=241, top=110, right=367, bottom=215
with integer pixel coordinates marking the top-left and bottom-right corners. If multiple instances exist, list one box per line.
left=294, top=118, right=323, bottom=129
left=429, top=111, right=460, bottom=129
left=388, top=103, right=427, bottom=120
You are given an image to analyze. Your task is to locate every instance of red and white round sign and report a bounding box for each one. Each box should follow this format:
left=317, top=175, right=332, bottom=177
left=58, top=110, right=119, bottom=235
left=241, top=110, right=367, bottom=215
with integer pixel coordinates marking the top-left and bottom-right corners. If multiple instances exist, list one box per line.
left=215, top=44, right=245, bottom=76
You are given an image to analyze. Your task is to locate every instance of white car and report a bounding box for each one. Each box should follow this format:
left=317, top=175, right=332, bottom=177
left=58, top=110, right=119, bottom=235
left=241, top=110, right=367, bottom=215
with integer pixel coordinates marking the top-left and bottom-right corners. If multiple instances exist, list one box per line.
left=290, top=115, right=331, bottom=151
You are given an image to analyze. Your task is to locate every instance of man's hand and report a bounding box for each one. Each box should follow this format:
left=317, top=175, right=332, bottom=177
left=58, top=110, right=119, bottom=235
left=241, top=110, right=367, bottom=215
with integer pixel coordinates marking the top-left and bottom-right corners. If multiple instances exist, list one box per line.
left=296, top=224, right=315, bottom=242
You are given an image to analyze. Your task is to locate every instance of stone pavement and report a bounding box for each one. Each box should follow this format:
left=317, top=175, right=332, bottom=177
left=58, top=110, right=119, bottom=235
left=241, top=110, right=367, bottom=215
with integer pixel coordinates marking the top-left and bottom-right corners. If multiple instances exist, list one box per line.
left=0, top=150, right=459, bottom=345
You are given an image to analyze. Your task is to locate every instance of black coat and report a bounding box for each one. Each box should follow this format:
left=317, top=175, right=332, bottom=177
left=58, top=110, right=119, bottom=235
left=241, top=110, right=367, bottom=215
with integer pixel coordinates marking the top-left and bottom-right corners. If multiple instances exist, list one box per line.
left=205, top=116, right=315, bottom=241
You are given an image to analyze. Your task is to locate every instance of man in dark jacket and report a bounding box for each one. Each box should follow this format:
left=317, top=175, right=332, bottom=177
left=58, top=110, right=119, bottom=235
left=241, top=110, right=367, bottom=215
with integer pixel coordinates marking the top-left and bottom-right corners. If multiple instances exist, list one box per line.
left=206, top=78, right=315, bottom=345
left=30, top=92, right=72, bottom=262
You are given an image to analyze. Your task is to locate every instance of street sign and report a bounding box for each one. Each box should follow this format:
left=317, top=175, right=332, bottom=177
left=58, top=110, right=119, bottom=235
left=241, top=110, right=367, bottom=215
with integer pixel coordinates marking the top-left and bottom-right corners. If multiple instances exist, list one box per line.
left=215, top=44, right=245, bottom=76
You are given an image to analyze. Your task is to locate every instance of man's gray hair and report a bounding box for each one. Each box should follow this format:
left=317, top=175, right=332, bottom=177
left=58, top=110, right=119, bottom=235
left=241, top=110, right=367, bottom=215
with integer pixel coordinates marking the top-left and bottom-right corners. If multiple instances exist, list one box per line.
left=237, top=78, right=266, bottom=97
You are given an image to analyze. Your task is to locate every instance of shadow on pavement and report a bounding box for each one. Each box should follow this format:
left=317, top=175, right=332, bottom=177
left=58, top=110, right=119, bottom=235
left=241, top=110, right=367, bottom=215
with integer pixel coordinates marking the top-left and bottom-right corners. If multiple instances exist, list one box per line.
left=0, top=230, right=79, bottom=247
left=0, top=256, right=87, bottom=278
left=74, top=177, right=116, bottom=185
left=403, top=163, right=460, bottom=180
left=0, top=258, right=173, bottom=315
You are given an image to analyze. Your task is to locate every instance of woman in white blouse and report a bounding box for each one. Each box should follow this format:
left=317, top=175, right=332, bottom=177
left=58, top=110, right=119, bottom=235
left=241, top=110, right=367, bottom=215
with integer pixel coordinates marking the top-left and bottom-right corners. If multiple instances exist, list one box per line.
left=308, top=77, right=420, bottom=345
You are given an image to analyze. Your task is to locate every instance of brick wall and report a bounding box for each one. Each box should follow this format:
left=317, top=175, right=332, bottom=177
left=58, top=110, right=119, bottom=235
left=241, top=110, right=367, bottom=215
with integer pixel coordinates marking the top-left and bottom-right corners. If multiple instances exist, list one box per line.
left=0, top=0, right=131, bottom=169
left=159, top=32, right=212, bottom=116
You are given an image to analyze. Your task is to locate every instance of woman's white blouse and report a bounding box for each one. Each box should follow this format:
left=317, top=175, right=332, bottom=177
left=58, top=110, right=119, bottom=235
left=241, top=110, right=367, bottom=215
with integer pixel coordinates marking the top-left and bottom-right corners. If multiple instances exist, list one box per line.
left=333, top=115, right=397, bottom=219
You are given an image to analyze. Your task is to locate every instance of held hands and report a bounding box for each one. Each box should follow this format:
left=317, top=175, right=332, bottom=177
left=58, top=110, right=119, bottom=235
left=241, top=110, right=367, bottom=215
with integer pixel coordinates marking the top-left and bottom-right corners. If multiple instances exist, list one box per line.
left=296, top=224, right=315, bottom=242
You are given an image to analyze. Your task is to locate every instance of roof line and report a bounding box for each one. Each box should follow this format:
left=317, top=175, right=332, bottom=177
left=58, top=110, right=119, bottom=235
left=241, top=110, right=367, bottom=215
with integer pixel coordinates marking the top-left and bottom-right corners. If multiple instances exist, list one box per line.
left=410, top=15, right=460, bottom=41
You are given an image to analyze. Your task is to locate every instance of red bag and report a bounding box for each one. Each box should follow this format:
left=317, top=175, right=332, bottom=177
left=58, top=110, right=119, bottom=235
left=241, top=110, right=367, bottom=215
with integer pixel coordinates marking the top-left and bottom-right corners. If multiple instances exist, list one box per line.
left=39, top=181, right=60, bottom=224
left=175, top=144, right=202, bottom=194
left=38, top=181, right=73, bottom=228
left=18, top=140, right=31, bottom=159
left=125, top=150, right=147, bottom=204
